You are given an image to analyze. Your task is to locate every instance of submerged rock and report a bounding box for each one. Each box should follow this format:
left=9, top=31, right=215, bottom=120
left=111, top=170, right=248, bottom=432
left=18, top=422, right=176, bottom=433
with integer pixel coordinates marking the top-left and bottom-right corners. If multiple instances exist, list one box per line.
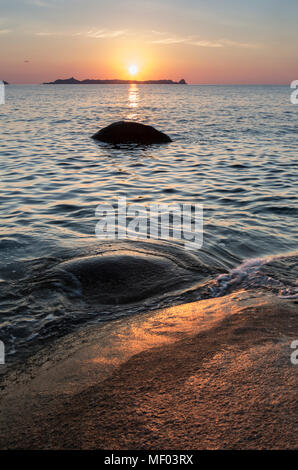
left=58, top=252, right=194, bottom=305
left=92, top=121, right=172, bottom=144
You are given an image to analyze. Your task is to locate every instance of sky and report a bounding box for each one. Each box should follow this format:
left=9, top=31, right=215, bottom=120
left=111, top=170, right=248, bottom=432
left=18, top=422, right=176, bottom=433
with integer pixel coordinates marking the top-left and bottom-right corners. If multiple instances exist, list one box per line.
left=0, top=0, right=298, bottom=84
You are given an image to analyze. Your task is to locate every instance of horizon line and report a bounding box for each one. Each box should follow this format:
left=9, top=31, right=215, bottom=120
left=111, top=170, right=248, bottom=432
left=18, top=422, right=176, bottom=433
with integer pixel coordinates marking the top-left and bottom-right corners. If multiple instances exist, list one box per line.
left=2, top=82, right=293, bottom=86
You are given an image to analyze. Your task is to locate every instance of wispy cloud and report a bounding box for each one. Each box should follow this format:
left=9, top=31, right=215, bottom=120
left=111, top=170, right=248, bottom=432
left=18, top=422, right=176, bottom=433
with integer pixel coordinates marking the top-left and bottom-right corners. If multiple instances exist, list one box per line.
left=150, top=36, right=188, bottom=45
left=148, top=31, right=258, bottom=49
left=33, top=28, right=258, bottom=49
left=35, top=28, right=127, bottom=39
left=188, top=40, right=223, bottom=48
left=75, top=29, right=127, bottom=39
left=217, top=39, right=258, bottom=49
left=35, top=31, right=56, bottom=36
left=151, top=36, right=223, bottom=47
left=148, top=31, right=189, bottom=45
left=27, top=0, right=58, bottom=7
left=0, top=29, right=12, bottom=35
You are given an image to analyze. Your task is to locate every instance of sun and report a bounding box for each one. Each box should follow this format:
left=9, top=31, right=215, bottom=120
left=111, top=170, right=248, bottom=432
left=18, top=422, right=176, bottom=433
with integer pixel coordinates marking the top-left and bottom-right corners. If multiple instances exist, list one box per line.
left=128, top=64, right=138, bottom=76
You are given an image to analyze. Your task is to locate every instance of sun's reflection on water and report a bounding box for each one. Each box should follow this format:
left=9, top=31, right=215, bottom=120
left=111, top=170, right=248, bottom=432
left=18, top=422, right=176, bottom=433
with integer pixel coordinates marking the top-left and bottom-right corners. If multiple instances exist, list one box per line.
left=126, top=84, right=139, bottom=119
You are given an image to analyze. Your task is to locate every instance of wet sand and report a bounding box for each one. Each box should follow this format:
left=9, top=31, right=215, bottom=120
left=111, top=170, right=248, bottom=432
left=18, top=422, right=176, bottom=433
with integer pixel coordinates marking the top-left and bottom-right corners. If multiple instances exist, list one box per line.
left=0, top=289, right=297, bottom=449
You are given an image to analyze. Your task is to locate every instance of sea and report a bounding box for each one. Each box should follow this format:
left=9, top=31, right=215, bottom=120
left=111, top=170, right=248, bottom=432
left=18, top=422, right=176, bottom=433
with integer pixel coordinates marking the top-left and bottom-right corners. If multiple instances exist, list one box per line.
left=0, top=84, right=297, bottom=362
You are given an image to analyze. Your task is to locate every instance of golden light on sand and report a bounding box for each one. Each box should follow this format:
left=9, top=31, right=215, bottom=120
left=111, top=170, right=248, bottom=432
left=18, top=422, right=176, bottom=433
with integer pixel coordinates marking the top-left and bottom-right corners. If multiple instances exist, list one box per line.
left=128, top=64, right=138, bottom=76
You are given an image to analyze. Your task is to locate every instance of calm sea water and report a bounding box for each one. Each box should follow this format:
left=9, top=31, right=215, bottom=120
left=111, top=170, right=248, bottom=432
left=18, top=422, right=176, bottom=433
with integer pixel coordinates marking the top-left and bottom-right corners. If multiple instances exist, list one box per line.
left=0, top=84, right=297, bottom=360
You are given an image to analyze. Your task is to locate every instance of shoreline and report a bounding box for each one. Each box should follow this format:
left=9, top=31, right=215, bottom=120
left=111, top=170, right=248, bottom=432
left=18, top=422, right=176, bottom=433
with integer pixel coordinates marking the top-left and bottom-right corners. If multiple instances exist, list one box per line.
left=2, top=249, right=297, bottom=366
left=0, top=289, right=297, bottom=449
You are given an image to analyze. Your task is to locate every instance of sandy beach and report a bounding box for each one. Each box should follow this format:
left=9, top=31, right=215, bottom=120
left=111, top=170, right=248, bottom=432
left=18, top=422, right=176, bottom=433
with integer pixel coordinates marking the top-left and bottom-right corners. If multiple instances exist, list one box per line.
left=0, top=289, right=297, bottom=450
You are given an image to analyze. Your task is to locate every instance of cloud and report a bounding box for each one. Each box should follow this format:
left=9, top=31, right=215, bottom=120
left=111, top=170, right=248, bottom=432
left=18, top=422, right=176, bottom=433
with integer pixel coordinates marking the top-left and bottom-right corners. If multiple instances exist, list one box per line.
left=76, top=29, right=127, bottom=39
left=35, top=28, right=127, bottom=39
left=151, top=37, right=188, bottom=45
left=148, top=31, right=258, bottom=49
left=151, top=37, right=223, bottom=47
left=0, top=29, right=12, bottom=35
left=35, top=32, right=56, bottom=36
left=148, top=31, right=188, bottom=45
left=27, top=0, right=58, bottom=7
left=32, top=28, right=258, bottom=49
left=189, top=40, right=223, bottom=48
left=218, top=39, right=258, bottom=49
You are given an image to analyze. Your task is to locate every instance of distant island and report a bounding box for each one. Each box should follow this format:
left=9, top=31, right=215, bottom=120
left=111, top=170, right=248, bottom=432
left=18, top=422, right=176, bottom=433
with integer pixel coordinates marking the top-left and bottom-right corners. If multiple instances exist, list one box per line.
left=44, top=77, right=187, bottom=85
left=1, top=81, right=9, bottom=85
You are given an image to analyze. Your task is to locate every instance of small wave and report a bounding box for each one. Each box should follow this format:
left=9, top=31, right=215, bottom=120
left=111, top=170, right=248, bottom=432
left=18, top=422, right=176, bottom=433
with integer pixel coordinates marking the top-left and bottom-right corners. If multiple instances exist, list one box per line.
left=205, top=252, right=298, bottom=299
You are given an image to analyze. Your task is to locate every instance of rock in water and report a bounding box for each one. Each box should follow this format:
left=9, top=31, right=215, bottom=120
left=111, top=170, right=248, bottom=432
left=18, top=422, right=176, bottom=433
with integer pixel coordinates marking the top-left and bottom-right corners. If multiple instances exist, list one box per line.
left=92, top=121, right=172, bottom=144
left=58, top=253, right=194, bottom=304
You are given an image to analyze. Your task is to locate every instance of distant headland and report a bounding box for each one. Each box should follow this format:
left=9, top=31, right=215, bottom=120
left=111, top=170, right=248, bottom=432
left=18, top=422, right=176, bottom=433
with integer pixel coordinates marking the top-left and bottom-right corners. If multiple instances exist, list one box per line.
left=44, top=77, right=187, bottom=85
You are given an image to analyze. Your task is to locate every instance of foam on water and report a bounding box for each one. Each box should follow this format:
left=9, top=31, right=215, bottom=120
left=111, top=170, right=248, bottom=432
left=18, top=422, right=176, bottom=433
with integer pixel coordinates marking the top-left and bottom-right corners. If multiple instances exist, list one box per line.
left=207, top=252, right=298, bottom=299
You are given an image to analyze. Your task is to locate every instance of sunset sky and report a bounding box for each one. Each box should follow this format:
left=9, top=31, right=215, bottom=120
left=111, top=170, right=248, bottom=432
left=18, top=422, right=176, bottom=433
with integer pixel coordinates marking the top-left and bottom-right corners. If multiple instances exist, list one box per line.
left=1, top=0, right=298, bottom=84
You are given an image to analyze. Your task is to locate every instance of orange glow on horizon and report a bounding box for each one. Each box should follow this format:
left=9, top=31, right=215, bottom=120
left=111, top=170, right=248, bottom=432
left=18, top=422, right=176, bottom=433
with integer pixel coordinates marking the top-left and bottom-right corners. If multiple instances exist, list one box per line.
left=3, top=29, right=297, bottom=85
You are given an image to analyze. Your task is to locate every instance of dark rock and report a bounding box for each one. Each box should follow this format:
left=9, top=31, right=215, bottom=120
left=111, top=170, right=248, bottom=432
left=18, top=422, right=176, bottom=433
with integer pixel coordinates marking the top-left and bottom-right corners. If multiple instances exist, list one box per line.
left=179, top=78, right=187, bottom=84
left=58, top=253, right=190, bottom=304
left=92, top=121, right=172, bottom=144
